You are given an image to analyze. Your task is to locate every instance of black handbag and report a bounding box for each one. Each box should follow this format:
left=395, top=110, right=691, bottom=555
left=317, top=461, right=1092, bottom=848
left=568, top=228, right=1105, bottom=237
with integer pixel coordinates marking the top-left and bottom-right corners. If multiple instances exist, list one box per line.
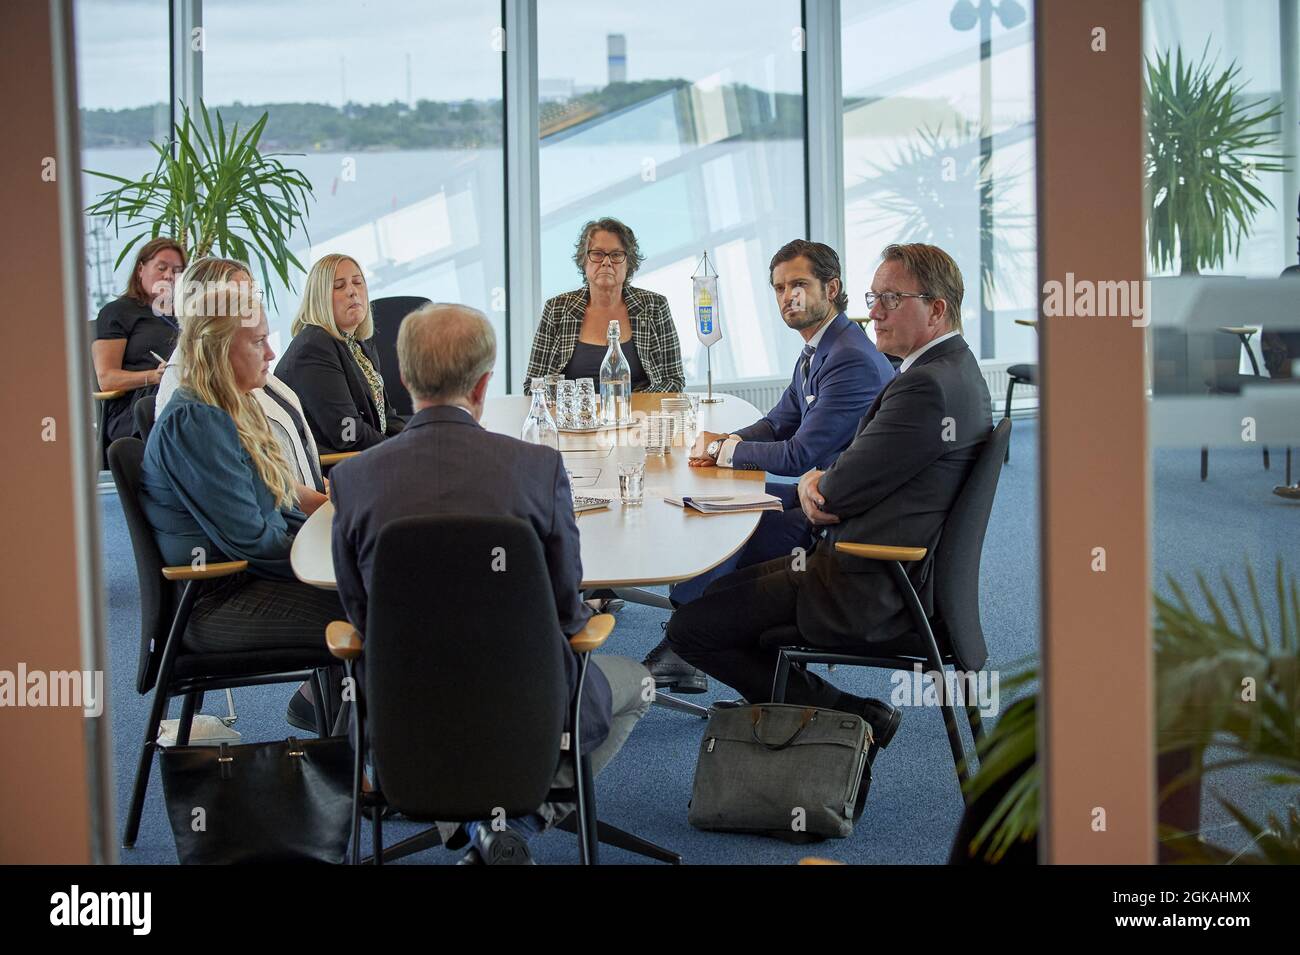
left=160, top=735, right=353, bottom=864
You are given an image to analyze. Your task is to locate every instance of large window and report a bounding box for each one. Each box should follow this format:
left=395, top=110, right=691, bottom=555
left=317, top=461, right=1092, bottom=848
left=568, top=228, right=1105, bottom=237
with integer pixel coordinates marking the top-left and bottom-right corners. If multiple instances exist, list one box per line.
left=76, top=0, right=171, bottom=318
left=200, top=0, right=506, bottom=387
left=841, top=0, right=1037, bottom=364
left=1144, top=0, right=1300, bottom=863
left=537, top=2, right=806, bottom=384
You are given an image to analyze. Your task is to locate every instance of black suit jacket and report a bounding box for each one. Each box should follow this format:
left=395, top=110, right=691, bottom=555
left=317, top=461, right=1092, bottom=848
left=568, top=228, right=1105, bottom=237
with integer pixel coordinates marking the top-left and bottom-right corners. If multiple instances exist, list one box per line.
left=274, top=324, right=406, bottom=454
left=329, top=405, right=613, bottom=751
left=796, top=335, right=992, bottom=646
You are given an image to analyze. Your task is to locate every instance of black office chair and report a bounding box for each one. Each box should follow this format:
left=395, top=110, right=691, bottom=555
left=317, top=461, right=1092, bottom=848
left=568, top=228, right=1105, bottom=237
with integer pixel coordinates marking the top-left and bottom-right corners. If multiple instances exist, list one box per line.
left=369, top=296, right=431, bottom=418
left=93, top=377, right=125, bottom=471
left=1202, top=326, right=1276, bottom=481
left=325, top=515, right=680, bottom=865
left=760, top=418, right=1011, bottom=800
left=109, top=438, right=338, bottom=849
left=1004, top=319, right=1039, bottom=463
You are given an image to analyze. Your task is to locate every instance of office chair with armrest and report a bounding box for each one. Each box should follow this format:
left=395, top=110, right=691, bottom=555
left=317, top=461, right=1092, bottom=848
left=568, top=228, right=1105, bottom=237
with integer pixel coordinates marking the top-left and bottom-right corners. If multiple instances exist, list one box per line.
left=327, top=514, right=679, bottom=865
left=760, top=418, right=1011, bottom=802
left=93, top=386, right=125, bottom=470
left=369, top=296, right=432, bottom=419
left=1003, top=319, right=1039, bottom=463
left=109, top=438, right=338, bottom=849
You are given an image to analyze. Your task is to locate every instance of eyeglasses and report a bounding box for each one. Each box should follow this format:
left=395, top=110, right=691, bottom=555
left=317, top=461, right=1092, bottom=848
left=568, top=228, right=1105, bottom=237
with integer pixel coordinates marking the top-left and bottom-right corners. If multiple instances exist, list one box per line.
left=586, top=250, right=628, bottom=265
left=865, top=291, right=933, bottom=311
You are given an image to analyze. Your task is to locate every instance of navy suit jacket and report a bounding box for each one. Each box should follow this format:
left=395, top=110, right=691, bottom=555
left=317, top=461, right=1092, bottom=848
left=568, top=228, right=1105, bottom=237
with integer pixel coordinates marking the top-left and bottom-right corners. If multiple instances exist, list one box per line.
left=730, top=312, right=895, bottom=476
left=329, top=405, right=612, bottom=750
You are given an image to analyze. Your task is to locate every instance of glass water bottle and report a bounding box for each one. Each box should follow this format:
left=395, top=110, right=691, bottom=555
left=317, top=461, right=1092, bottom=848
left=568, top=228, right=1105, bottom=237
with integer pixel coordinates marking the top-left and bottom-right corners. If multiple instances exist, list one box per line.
left=599, top=320, right=632, bottom=426
left=522, top=376, right=559, bottom=449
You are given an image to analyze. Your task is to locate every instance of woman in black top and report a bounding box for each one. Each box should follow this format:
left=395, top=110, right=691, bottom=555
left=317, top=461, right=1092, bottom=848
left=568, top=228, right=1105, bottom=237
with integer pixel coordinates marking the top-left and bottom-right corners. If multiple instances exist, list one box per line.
left=92, top=237, right=187, bottom=442
left=275, top=254, right=406, bottom=454
left=522, top=217, right=685, bottom=393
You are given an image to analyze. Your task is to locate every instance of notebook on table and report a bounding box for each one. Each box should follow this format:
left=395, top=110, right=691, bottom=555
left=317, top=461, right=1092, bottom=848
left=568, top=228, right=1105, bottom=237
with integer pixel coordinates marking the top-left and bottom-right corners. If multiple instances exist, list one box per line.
left=663, top=492, right=784, bottom=514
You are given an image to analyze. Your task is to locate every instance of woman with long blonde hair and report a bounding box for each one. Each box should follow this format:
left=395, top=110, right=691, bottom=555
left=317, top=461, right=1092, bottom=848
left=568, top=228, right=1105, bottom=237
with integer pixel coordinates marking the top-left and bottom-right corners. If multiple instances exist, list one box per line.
left=275, top=253, right=407, bottom=452
left=138, top=257, right=342, bottom=724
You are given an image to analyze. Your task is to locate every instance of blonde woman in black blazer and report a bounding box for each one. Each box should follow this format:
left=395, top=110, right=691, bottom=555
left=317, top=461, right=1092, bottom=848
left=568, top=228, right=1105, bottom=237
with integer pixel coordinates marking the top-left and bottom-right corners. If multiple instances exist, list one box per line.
left=276, top=254, right=406, bottom=454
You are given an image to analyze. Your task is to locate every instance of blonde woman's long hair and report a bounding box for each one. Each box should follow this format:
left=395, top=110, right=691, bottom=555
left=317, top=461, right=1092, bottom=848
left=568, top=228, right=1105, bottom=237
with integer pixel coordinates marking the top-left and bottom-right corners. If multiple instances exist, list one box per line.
left=290, top=253, right=374, bottom=340
left=175, top=257, right=297, bottom=508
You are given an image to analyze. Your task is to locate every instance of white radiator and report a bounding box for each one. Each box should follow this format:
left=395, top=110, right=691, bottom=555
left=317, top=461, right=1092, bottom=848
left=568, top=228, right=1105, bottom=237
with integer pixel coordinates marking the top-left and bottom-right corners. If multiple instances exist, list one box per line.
left=698, top=361, right=1039, bottom=418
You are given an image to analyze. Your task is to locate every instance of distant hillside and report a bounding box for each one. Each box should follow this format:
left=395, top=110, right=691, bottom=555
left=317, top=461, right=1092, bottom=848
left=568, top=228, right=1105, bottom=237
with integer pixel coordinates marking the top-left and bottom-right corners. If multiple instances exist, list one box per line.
left=80, top=79, right=802, bottom=150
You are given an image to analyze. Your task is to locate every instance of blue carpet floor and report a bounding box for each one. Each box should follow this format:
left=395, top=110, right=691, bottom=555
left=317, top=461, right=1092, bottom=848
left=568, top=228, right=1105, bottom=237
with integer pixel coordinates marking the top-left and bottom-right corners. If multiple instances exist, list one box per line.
left=98, top=419, right=1297, bottom=864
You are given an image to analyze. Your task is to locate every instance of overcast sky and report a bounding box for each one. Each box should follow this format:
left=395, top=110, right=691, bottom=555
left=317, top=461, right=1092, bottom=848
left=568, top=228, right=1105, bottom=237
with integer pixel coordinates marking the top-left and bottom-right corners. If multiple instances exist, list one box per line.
left=75, top=0, right=809, bottom=109
left=74, top=0, right=1276, bottom=114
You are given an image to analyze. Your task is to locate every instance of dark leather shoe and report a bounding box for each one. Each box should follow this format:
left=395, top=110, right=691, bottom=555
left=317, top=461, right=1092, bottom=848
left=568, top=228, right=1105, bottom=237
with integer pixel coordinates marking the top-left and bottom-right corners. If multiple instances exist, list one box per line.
left=858, top=697, right=902, bottom=753
left=286, top=685, right=317, bottom=732
left=709, top=698, right=749, bottom=711
left=471, top=827, right=535, bottom=865
left=642, top=636, right=709, bottom=694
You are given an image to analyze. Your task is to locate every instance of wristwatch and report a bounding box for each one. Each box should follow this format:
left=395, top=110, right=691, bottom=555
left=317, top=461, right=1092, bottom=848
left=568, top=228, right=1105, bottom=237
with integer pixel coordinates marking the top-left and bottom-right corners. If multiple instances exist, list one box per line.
left=706, top=439, right=723, bottom=461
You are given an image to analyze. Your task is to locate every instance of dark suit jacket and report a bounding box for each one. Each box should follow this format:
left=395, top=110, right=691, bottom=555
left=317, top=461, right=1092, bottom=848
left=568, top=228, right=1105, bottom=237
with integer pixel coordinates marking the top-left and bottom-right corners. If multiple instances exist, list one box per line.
left=731, top=312, right=896, bottom=476
left=796, top=335, right=992, bottom=646
left=274, top=324, right=406, bottom=454
left=329, top=405, right=613, bottom=751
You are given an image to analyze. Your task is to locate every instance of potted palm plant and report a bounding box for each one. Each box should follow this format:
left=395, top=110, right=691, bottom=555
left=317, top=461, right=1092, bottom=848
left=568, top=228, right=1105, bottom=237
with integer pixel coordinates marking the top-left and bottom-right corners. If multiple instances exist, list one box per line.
left=1145, top=45, right=1287, bottom=275
left=85, top=100, right=314, bottom=309
left=957, top=560, right=1300, bottom=864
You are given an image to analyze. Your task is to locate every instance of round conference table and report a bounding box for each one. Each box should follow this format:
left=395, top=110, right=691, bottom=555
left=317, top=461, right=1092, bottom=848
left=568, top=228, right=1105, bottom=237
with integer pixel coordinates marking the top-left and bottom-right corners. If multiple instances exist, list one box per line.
left=289, top=392, right=769, bottom=593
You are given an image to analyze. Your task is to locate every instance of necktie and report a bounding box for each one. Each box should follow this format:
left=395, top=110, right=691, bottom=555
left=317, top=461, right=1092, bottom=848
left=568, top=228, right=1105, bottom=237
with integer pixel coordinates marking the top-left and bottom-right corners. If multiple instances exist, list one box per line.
left=800, top=344, right=815, bottom=397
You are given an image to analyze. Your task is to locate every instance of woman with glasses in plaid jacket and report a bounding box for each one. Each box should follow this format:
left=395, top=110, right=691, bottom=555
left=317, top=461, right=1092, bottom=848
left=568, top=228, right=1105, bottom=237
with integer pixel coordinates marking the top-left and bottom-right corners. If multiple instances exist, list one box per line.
left=524, top=217, right=685, bottom=393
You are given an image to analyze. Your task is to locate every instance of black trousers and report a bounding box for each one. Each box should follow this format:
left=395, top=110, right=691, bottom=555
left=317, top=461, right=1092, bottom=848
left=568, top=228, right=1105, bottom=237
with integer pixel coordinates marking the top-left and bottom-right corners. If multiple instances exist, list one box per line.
left=666, top=555, right=845, bottom=707
left=185, top=573, right=345, bottom=654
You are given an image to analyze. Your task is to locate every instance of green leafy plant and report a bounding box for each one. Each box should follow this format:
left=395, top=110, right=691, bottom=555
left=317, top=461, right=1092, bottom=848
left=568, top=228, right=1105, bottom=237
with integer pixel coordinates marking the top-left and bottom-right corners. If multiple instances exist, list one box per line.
left=1144, top=45, right=1287, bottom=275
left=85, top=101, right=314, bottom=309
left=860, top=122, right=1032, bottom=304
left=960, top=661, right=1038, bottom=863
left=963, top=560, right=1300, bottom=864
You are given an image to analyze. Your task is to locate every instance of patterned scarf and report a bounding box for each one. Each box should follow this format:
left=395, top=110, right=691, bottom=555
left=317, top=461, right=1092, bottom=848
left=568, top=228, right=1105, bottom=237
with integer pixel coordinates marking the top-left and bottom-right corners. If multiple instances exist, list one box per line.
left=344, top=333, right=386, bottom=433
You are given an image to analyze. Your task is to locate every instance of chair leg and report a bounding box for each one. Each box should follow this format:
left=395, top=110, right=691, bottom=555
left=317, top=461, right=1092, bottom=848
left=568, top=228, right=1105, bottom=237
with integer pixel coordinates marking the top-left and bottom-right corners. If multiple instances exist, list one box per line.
left=554, top=815, right=681, bottom=864
left=1200, top=447, right=1208, bottom=481
left=371, top=786, right=383, bottom=866
left=1287, top=447, right=1293, bottom=486
left=1003, top=379, right=1016, bottom=463
left=770, top=651, right=792, bottom=703
left=122, top=688, right=172, bottom=848
left=175, top=691, right=201, bottom=746
left=349, top=664, right=363, bottom=866
left=966, top=704, right=986, bottom=744
left=576, top=753, right=599, bottom=865
left=1263, top=446, right=1271, bottom=470
left=311, top=668, right=330, bottom=736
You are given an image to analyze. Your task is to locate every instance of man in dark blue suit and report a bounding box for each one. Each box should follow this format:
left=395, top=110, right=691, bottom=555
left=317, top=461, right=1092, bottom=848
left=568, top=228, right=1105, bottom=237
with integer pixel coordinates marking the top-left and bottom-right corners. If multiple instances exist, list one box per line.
left=330, top=304, right=651, bottom=864
left=644, top=240, right=895, bottom=692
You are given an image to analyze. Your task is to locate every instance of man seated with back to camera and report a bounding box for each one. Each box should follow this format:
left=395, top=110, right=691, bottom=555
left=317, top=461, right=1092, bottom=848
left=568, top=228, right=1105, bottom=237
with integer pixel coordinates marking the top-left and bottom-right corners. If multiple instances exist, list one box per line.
left=642, top=239, right=896, bottom=693
left=663, top=243, right=993, bottom=756
left=329, top=303, right=651, bottom=865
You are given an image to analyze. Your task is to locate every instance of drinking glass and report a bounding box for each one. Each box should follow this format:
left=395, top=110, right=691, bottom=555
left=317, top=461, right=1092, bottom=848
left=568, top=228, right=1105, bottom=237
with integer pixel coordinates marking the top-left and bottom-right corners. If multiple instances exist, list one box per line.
left=555, top=379, right=577, bottom=430
left=618, top=461, right=645, bottom=505
left=543, top=373, right=564, bottom=419
left=660, top=397, right=692, bottom=447
left=643, top=412, right=675, bottom=457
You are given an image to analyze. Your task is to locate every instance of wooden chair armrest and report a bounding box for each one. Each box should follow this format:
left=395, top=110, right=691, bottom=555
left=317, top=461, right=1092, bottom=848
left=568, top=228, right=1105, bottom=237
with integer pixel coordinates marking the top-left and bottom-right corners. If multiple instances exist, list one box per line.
left=834, top=542, right=928, bottom=562
left=1014, top=318, right=1038, bottom=328
left=161, top=559, right=249, bottom=581
left=799, top=857, right=846, bottom=865
left=93, top=390, right=126, bottom=401
left=325, top=620, right=363, bottom=661
left=320, top=452, right=360, bottom=467
left=1217, top=325, right=1256, bottom=337
left=570, top=613, right=616, bottom=653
